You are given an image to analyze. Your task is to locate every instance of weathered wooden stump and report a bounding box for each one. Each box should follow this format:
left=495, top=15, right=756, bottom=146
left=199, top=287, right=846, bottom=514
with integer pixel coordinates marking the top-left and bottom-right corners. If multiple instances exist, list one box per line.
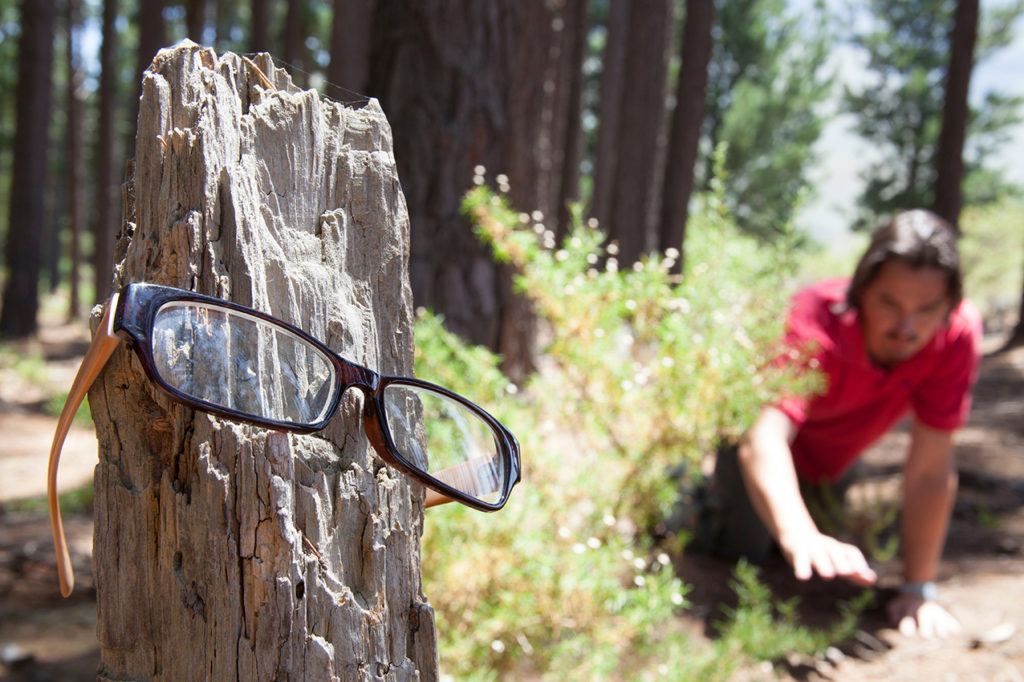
left=89, top=40, right=437, bottom=681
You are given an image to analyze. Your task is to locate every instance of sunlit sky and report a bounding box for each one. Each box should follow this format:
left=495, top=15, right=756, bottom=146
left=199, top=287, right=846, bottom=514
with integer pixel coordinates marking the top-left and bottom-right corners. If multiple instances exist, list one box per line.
left=792, top=0, right=1024, bottom=248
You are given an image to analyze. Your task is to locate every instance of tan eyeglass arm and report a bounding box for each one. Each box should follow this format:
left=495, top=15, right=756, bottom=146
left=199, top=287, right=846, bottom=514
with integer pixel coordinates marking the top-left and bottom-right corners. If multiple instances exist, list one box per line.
left=423, top=489, right=454, bottom=508
left=48, top=295, right=122, bottom=597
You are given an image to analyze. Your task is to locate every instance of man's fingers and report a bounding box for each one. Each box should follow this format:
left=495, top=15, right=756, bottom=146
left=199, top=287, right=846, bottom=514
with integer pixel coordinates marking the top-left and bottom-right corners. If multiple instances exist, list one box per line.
left=816, top=540, right=876, bottom=585
left=920, top=603, right=962, bottom=640
left=809, top=547, right=837, bottom=580
left=784, top=534, right=878, bottom=584
left=792, top=552, right=814, bottom=581
left=919, top=613, right=936, bottom=639
left=889, top=596, right=962, bottom=640
left=844, top=553, right=878, bottom=585
left=943, top=617, right=963, bottom=638
left=826, top=546, right=852, bottom=577
left=830, top=546, right=872, bottom=583
left=844, top=567, right=877, bottom=586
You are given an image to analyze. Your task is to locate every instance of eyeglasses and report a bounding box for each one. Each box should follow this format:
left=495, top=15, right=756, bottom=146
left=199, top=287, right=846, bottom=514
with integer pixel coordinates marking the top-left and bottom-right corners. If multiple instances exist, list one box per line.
left=48, top=282, right=521, bottom=596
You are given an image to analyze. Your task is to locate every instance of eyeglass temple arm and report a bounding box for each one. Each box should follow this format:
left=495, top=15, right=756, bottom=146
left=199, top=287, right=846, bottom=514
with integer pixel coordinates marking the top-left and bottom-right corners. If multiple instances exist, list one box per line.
left=423, top=489, right=453, bottom=508
left=48, top=295, right=122, bottom=598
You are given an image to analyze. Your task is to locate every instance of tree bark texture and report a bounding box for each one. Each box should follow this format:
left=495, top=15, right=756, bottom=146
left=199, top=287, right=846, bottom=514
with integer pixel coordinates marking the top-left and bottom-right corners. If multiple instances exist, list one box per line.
left=590, top=0, right=629, bottom=233
left=605, top=0, right=673, bottom=266
left=93, top=0, right=119, bottom=303
left=0, top=0, right=56, bottom=338
left=90, top=41, right=437, bottom=681
left=67, top=0, right=85, bottom=319
left=185, top=0, right=206, bottom=41
left=329, top=0, right=376, bottom=96
left=659, top=0, right=714, bottom=271
left=932, top=0, right=978, bottom=227
left=553, top=0, right=588, bottom=243
left=130, top=0, right=167, bottom=153
left=369, top=1, right=573, bottom=382
left=250, top=0, right=272, bottom=53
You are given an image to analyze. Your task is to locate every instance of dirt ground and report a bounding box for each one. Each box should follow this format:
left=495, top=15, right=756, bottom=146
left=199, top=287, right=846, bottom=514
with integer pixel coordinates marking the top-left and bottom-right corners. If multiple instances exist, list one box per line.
left=674, top=337, right=1024, bottom=681
left=1, top=316, right=1023, bottom=681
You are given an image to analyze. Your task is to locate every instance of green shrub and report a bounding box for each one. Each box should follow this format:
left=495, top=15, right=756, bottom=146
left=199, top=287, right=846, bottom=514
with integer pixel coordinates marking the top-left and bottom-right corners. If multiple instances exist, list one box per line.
left=462, top=184, right=822, bottom=527
left=714, top=561, right=871, bottom=668
left=415, top=184, right=832, bottom=680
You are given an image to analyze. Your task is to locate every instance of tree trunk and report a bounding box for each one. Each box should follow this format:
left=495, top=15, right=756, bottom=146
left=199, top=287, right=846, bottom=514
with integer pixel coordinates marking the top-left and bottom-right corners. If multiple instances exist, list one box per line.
left=251, top=0, right=271, bottom=53
left=605, top=0, right=673, bottom=266
left=90, top=41, right=437, bottom=681
left=590, top=0, right=629, bottom=232
left=504, top=1, right=572, bottom=228
left=93, top=0, right=119, bottom=304
left=933, top=0, right=978, bottom=227
left=44, top=163, right=62, bottom=293
left=0, top=0, right=56, bottom=339
left=329, top=0, right=376, bottom=96
left=185, top=0, right=206, bottom=41
left=658, top=0, right=714, bottom=272
left=369, top=1, right=567, bottom=382
left=553, top=0, right=588, bottom=243
left=67, top=0, right=85, bottom=320
left=283, top=0, right=306, bottom=86
left=214, top=0, right=233, bottom=49
left=1007, top=261, right=1024, bottom=349
left=129, top=0, right=166, bottom=155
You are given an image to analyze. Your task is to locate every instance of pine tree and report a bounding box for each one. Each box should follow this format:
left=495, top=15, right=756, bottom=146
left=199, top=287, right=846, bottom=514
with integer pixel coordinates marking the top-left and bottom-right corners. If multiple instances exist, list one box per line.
left=844, top=0, right=1023, bottom=229
left=702, top=0, right=833, bottom=239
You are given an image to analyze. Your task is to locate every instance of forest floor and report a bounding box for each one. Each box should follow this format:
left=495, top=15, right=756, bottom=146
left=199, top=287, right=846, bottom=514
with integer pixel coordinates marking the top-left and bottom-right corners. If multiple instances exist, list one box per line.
left=1, top=312, right=1023, bottom=681
left=672, top=335, right=1024, bottom=681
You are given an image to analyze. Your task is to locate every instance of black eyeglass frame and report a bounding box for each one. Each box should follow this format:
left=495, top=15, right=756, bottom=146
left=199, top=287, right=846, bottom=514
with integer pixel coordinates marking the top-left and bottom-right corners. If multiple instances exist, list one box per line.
left=48, top=282, right=521, bottom=596
left=114, top=283, right=520, bottom=509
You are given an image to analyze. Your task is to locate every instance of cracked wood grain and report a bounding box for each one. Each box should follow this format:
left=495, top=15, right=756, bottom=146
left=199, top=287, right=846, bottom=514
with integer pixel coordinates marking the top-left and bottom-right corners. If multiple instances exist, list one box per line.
left=90, top=39, right=438, bottom=682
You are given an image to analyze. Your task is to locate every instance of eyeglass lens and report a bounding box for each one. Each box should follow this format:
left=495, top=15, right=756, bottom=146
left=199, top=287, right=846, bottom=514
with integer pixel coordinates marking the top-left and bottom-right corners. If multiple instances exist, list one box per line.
left=384, top=384, right=507, bottom=504
left=150, top=300, right=506, bottom=505
left=153, top=302, right=337, bottom=425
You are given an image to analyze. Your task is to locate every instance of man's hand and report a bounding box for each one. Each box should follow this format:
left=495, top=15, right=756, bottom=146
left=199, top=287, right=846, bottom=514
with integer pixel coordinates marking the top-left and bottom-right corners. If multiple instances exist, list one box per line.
left=778, top=529, right=878, bottom=586
left=887, top=592, right=962, bottom=639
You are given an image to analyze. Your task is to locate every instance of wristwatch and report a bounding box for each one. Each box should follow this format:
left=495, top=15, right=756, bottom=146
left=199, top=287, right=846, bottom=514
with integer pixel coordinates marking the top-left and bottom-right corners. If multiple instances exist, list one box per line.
left=898, top=580, right=938, bottom=601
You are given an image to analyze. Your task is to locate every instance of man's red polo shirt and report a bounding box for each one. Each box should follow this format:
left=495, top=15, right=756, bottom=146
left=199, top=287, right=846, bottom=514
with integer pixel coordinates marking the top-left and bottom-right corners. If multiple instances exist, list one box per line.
left=777, top=278, right=983, bottom=484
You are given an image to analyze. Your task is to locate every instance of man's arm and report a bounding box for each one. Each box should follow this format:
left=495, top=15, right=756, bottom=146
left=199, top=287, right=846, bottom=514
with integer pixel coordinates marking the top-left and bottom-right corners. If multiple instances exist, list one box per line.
left=887, top=419, right=962, bottom=638
left=738, top=406, right=877, bottom=585
left=902, top=419, right=958, bottom=581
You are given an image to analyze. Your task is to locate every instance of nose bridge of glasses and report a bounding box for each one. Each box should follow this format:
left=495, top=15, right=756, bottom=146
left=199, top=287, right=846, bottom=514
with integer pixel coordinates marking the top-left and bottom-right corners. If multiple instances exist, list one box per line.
left=323, top=359, right=380, bottom=434
left=337, top=358, right=381, bottom=393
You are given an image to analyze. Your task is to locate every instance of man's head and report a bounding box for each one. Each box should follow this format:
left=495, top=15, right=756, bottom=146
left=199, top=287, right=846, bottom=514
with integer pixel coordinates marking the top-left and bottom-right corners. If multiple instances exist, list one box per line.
left=847, top=210, right=963, bottom=368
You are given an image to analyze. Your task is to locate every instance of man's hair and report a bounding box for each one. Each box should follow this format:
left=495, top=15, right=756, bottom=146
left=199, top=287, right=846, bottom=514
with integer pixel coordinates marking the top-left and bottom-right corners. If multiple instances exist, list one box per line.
left=846, top=209, right=963, bottom=309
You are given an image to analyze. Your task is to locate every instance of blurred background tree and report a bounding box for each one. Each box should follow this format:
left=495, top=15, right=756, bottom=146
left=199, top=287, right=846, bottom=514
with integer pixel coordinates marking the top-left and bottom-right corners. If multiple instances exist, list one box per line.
left=0, top=0, right=1021, bottom=350
left=843, top=0, right=1023, bottom=229
left=698, top=0, right=834, bottom=241
left=0, top=0, right=55, bottom=338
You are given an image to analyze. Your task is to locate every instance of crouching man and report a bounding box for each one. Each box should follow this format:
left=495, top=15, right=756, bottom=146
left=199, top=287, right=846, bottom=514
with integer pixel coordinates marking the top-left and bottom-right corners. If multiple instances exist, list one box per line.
left=703, top=209, right=982, bottom=639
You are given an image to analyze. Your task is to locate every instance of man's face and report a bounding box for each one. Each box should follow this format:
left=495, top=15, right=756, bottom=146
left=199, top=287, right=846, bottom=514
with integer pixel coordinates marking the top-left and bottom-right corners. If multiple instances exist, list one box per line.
left=858, top=259, right=954, bottom=369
